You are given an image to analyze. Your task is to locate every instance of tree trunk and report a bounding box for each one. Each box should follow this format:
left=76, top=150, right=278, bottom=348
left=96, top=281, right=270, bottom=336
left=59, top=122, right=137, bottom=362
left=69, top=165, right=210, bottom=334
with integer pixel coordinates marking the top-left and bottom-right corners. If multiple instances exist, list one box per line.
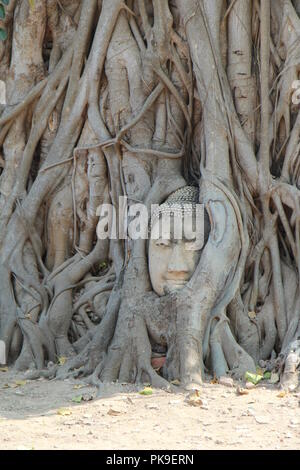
left=0, top=0, right=300, bottom=391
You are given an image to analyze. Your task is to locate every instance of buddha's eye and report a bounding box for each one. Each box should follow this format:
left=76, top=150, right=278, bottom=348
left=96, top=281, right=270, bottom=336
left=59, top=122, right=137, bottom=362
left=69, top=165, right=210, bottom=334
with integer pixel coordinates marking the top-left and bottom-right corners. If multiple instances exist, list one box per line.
left=184, top=240, right=201, bottom=251
left=155, top=239, right=171, bottom=247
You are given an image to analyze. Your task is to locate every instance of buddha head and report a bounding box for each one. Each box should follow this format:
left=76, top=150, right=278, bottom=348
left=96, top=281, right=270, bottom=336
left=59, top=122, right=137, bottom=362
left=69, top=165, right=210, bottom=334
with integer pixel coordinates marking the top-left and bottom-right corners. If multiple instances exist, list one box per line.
left=148, top=186, right=210, bottom=296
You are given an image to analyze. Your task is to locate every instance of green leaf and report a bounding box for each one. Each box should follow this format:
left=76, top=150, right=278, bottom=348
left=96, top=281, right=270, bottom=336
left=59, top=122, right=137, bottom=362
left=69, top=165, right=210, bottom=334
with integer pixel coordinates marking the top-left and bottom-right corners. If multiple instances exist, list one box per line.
left=263, top=371, right=271, bottom=380
left=244, top=371, right=263, bottom=385
left=0, top=4, right=5, bottom=19
left=0, top=28, right=7, bottom=41
left=139, top=387, right=153, bottom=396
left=72, top=395, right=83, bottom=403
left=1, top=0, right=10, bottom=6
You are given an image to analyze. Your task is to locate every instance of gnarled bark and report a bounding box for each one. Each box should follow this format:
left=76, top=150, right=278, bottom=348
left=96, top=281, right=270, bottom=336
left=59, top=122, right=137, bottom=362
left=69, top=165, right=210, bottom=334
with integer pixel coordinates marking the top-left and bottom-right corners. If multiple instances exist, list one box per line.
left=0, top=0, right=299, bottom=392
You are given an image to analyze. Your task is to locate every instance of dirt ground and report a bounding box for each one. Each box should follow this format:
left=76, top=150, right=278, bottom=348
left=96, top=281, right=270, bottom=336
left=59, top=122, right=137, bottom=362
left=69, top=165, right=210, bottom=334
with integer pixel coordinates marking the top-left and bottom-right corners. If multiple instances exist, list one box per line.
left=0, top=369, right=299, bottom=450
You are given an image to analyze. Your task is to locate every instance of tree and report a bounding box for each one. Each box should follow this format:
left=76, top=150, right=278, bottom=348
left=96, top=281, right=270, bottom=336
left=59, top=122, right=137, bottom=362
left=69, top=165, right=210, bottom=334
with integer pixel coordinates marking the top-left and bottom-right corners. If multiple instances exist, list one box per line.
left=0, top=0, right=299, bottom=391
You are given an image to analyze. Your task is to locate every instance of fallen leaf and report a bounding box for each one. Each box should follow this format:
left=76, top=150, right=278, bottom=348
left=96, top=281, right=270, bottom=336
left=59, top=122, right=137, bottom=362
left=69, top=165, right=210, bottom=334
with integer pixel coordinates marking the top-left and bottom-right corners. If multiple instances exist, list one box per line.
left=170, top=379, right=181, bottom=386
left=73, top=384, right=85, bottom=390
left=15, top=380, right=27, bottom=386
left=277, top=391, right=287, bottom=398
left=57, top=408, right=72, bottom=416
left=0, top=367, right=8, bottom=372
left=58, top=356, right=67, bottom=366
left=244, top=371, right=263, bottom=385
left=185, top=390, right=203, bottom=407
left=139, top=387, right=153, bottom=396
left=186, top=399, right=203, bottom=407
left=4, top=383, right=19, bottom=389
left=107, top=409, right=122, bottom=416
left=72, top=395, right=83, bottom=403
left=254, top=415, right=270, bottom=424
left=236, top=386, right=249, bottom=396
left=248, top=311, right=256, bottom=320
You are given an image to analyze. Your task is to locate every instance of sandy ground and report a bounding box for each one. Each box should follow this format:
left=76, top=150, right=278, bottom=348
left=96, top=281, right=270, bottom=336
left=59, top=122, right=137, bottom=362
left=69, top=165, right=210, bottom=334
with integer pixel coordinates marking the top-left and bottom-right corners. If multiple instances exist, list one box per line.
left=0, top=369, right=299, bottom=450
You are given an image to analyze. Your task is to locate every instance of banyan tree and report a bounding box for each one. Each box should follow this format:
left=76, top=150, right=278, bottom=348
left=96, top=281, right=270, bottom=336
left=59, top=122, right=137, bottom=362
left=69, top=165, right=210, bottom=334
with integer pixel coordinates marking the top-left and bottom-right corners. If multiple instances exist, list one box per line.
left=0, top=0, right=300, bottom=391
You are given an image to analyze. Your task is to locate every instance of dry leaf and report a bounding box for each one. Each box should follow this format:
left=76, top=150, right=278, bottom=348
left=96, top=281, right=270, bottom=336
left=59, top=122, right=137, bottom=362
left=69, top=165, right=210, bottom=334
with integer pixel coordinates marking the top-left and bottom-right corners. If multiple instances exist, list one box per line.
left=73, top=384, right=85, bottom=390
left=170, top=379, right=181, bottom=386
left=58, top=356, right=67, bottom=366
left=236, top=386, right=249, bottom=396
left=108, top=409, right=121, bottom=416
left=0, top=367, right=8, bottom=372
left=277, top=391, right=287, bottom=398
left=15, top=380, right=27, bottom=386
left=6, top=383, right=18, bottom=388
left=57, top=408, right=72, bottom=416
left=248, top=311, right=256, bottom=320
left=185, top=390, right=203, bottom=407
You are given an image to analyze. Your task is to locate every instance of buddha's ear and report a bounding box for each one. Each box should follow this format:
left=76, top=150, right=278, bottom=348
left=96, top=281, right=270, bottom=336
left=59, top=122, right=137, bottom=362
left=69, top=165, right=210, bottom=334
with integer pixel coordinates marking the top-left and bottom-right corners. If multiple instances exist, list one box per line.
left=205, top=200, right=227, bottom=247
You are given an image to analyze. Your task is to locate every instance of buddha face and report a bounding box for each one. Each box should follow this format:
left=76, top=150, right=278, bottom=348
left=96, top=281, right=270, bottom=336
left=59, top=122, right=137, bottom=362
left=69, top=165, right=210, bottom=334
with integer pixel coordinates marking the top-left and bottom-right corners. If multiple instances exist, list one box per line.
left=149, top=214, right=202, bottom=296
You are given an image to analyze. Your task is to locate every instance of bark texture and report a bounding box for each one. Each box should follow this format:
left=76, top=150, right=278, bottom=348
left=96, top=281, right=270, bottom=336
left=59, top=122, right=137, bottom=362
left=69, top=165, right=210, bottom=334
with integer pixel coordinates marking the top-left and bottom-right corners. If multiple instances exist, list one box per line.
left=0, top=0, right=300, bottom=391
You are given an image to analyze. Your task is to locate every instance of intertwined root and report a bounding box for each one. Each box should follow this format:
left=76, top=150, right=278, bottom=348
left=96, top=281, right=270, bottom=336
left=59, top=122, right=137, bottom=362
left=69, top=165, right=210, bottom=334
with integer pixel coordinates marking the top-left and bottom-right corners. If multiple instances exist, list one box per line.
left=1, top=0, right=300, bottom=391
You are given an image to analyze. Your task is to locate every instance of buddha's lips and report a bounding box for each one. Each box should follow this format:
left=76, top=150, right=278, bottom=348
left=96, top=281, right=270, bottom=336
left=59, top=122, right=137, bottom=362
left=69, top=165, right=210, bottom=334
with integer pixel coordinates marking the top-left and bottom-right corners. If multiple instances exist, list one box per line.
left=165, top=279, right=188, bottom=285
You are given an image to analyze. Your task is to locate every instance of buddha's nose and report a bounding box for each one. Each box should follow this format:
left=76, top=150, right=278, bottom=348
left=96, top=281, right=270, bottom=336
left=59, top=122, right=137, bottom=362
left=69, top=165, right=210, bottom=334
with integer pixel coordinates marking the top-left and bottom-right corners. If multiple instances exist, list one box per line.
left=167, top=244, right=189, bottom=274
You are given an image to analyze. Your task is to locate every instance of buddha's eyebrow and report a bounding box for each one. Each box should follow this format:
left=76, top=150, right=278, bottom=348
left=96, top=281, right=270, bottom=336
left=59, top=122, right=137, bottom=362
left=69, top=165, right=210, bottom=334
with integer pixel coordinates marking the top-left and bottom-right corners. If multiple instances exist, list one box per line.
left=182, top=235, right=197, bottom=242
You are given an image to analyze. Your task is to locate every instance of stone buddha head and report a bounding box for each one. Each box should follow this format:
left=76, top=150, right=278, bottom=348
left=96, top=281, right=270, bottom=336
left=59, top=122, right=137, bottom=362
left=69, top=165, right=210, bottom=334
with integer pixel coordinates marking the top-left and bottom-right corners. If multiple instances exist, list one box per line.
left=148, top=186, right=210, bottom=296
